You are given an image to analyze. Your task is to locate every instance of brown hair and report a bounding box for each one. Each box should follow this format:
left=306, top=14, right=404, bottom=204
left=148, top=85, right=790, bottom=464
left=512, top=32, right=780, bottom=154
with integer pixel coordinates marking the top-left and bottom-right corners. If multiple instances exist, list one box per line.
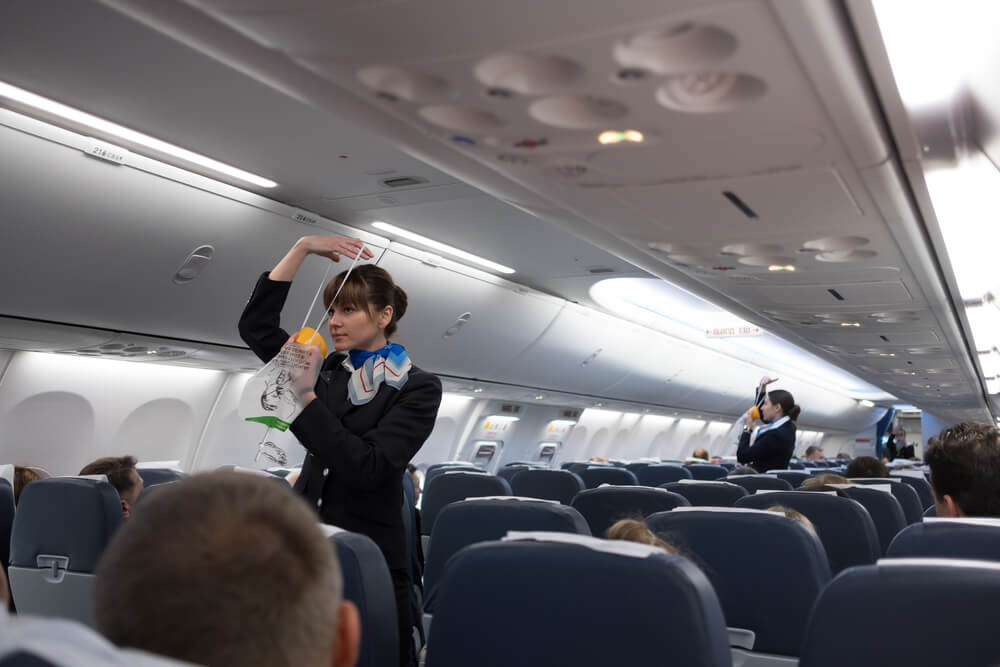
left=845, top=456, right=889, bottom=479
left=692, top=448, right=709, bottom=461
left=799, top=474, right=850, bottom=497
left=79, top=456, right=139, bottom=499
left=323, top=264, right=408, bottom=338
left=767, top=504, right=817, bottom=535
left=926, top=422, right=1000, bottom=516
left=95, top=471, right=342, bottom=667
left=767, top=389, right=801, bottom=421
left=605, top=519, right=678, bottom=554
left=12, top=466, right=48, bottom=505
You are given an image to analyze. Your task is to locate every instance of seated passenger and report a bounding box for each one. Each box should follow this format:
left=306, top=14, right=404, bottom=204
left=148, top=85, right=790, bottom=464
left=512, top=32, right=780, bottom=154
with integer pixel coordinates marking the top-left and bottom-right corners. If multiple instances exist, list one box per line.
left=78, top=456, right=144, bottom=518
left=803, top=445, right=825, bottom=462
left=926, top=422, right=1000, bottom=517
left=844, top=456, right=888, bottom=479
left=12, top=466, right=50, bottom=505
left=691, top=448, right=710, bottom=462
left=766, top=505, right=818, bottom=537
left=94, top=471, right=360, bottom=667
left=731, top=464, right=758, bottom=475
left=836, top=452, right=852, bottom=460
left=799, top=474, right=850, bottom=498
left=588, top=456, right=609, bottom=464
left=605, top=518, right=677, bottom=554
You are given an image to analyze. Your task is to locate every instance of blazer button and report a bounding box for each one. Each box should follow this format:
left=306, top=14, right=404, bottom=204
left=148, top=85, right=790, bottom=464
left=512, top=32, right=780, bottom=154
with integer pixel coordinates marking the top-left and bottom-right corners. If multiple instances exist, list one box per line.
left=323, top=468, right=330, bottom=477
left=317, top=498, right=323, bottom=508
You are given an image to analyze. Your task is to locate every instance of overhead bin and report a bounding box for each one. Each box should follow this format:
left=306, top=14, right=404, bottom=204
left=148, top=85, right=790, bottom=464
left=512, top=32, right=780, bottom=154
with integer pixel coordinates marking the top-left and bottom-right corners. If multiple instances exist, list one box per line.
left=375, top=247, right=563, bottom=380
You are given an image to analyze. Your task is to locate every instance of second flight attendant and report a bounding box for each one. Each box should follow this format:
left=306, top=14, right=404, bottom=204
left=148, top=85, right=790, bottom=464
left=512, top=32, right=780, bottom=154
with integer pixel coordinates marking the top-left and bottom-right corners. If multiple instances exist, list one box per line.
left=737, top=381, right=800, bottom=472
left=238, top=234, right=442, bottom=667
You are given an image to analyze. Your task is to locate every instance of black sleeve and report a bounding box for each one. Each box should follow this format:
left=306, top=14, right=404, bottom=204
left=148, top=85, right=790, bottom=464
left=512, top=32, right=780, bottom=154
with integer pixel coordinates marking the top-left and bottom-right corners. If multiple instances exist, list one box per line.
left=290, top=372, right=443, bottom=491
left=738, top=427, right=792, bottom=466
left=238, top=272, right=293, bottom=364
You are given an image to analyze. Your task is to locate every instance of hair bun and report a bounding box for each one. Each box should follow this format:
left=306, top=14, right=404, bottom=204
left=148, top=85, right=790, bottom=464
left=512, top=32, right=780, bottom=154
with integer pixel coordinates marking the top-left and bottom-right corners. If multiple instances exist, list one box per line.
left=392, top=284, right=408, bottom=321
left=788, top=404, right=802, bottom=421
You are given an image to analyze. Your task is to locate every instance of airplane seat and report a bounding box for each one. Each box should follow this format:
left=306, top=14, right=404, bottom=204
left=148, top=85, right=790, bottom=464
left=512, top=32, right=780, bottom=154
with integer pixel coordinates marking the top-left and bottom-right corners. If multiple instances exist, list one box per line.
left=509, top=469, right=584, bottom=505
left=788, top=461, right=806, bottom=470
left=799, top=559, right=1000, bottom=667
left=887, top=518, right=1000, bottom=561
left=661, top=481, right=748, bottom=507
left=422, top=465, right=483, bottom=493
left=8, top=478, right=122, bottom=626
left=718, top=462, right=737, bottom=471
left=647, top=507, right=831, bottom=659
left=923, top=504, right=936, bottom=517
left=772, top=470, right=811, bottom=486
left=725, top=475, right=793, bottom=494
left=424, top=534, right=731, bottom=667
left=577, top=467, right=637, bottom=489
left=736, top=492, right=879, bottom=574
left=636, top=463, right=691, bottom=486
left=890, top=473, right=936, bottom=510
left=0, top=479, right=14, bottom=568
left=496, top=464, right=535, bottom=484
left=423, top=498, right=589, bottom=611
left=565, top=461, right=612, bottom=475
left=420, top=472, right=510, bottom=537
left=839, top=487, right=907, bottom=554
left=326, top=527, right=399, bottom=667
left=686, top=464, right=729, bottom=481
left=800, top=461, right=818, bottom=468
left=400, top=470, right=423, bottom=647
left=624, top=462, right=652, bottom=476
left=849, top=478, right=923, bottom=524
left=570, top=487, right=689, bottom=537
left=136, top=469, right=184, bottom=500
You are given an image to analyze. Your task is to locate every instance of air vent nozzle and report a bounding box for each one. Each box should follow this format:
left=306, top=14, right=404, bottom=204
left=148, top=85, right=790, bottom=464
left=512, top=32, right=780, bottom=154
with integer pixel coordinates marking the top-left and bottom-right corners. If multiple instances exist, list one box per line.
left=382, top=176, right=428, bottom=188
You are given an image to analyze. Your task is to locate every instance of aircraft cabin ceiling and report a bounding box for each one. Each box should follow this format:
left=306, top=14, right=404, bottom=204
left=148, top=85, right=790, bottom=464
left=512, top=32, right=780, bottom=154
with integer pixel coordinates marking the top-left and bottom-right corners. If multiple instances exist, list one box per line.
left=0, top=0, right=993, bottom=424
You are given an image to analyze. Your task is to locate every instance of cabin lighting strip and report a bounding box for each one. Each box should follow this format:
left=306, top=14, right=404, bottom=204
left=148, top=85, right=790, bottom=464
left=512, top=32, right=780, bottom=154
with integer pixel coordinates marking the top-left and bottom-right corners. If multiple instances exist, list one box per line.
left=372, top=221, right=515, bottom=274
left=0, top=80, right=277, bottom=188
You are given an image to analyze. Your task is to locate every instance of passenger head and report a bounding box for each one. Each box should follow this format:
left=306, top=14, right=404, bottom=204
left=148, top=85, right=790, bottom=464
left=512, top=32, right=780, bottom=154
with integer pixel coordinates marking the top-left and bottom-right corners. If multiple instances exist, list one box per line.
left=845, top=456, right=888, bottom=479
left=926, top=422, right=1000, bottom=517
left=588, top=456, right=609, bottom=464
left=605, top=519, right=677, bottom=554
left=95, top=471, right=359, bottom=667
left=691, top=448, right=709, bottom=461
left=731, top=465, right=758, bottom=475
left=79, top=456, right=143, bottom=517
left=836, top=452, right=852, bottom=460
left=803, top=445, right=825, bottom=461
left=12, top=466, right=50, bottom=505
left=762, top=389, right=800, bottom=422
left=323, top=264, right=407, bottom=351
left=799, top=474, right=849, bottom=497
left=766, top=505, right=818, bottom=536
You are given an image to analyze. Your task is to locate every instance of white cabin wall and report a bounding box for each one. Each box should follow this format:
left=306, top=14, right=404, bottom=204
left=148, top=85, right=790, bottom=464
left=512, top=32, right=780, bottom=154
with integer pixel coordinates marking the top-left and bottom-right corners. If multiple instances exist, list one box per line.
left=411, top=394, right=482, bottom=468
left=0, top=351, right=226, bottom=474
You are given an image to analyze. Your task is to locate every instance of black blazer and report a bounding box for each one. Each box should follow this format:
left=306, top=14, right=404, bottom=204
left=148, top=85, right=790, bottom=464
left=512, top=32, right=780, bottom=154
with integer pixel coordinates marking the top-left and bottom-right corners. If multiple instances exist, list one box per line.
left=737, top=420, right=796, bottom=473
left=239, top=273, right=442, bottom=569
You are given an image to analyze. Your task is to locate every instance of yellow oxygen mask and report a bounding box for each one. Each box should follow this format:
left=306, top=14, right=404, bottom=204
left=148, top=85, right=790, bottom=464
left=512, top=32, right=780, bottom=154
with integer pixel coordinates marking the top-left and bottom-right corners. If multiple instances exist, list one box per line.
left=295, top=326, right=328, bottom=357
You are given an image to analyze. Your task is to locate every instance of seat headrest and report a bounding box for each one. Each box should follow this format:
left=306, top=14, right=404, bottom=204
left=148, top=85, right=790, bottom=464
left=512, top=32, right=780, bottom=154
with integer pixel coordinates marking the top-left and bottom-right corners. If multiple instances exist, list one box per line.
left=10, top=478, right=122, bottom=573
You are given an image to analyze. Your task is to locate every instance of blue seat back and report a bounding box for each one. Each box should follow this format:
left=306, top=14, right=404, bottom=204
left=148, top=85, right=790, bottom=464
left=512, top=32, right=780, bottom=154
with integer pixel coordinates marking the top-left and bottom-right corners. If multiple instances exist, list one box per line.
left=725, top=475, right=793, bottom=494
left=662, top=481, right=748, bottom=507
left=496, top=465, right=534, bottom=485
left=890, top=473, right=935, bottom=509
left=423, top=465, right=482, bottom=492
left=636, top=464, right=691, bottom=486
left=0, top=479, right=14, bottom=570
left=840, top=486, right=907, bottom=554
left=849, top=478, right=923, bottom=525
left=923, top=504, right=936, bottom=517
left=773, top=470, right=811, bottom=486
left=136, top=468, right=184, bottom=487
left=565, top=461, right=612, bottom=475
left=509, top=469, right=584, bottom=505
left=686, top=464, right=728, bottom=481
left=329, top=529, right=398, bottom=667
left=578, top=467, right=637, bottom=489
left=9, top=478, right=122, bottom=625
left=570, top=487, right=689, bottom=537
left=424, top=498, right=590, bottom=607
left=648, top=508, right=831, bottom=656
left=788, top=461, right=806, bottom=469
left=888, top=518, right=1000, bottom=561
left=425, top=537, right=731, bottom=667
left=800, top=559, right=1000, bottom=667
left=736, top=492, right=880, bottom=574
left=420, top=472, right=511, bottom=536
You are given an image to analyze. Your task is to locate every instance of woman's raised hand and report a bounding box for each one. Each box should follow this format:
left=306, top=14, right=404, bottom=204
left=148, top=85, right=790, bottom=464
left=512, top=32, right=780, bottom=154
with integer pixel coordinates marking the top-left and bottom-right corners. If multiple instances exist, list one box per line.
left=298, top=235, right=374, bottom=262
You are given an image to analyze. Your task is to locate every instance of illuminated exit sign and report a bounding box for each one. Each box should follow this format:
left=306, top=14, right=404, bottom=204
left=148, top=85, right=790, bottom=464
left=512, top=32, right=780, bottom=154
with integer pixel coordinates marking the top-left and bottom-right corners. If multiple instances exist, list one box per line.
left=705, top=325, right=762, bottom=338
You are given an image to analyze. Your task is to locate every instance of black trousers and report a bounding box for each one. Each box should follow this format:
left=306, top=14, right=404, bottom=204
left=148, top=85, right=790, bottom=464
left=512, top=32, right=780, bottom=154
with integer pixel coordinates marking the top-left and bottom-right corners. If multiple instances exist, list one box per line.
left=391, top=566, right=416, bottom=667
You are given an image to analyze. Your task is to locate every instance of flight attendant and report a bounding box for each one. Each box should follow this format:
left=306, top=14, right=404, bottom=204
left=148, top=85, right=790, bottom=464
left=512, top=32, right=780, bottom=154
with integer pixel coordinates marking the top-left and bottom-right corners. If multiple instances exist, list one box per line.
left=737, top=382, right=800, bottom=473
left=239, top=235, right=442, bottom=667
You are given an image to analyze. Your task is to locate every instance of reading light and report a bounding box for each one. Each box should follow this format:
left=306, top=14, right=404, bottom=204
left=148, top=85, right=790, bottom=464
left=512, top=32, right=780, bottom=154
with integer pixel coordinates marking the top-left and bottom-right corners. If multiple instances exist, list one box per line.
left=767, top=264, right=796, bottom=272
left=371, top=221, right=515, bottom=274
left=473, top=387, right=484, bottom=393
left=549, top=419, right=578, bottom=427
left=840, top=322, right=861, bottom=327
left=598, top=129, right=644, bottom=145
left=534, top=395, right=545, bottom=400
left=485, top=415, right=520, bottom=423
left=0, top=80, right=277, bottom=188
left=859, top=399, right=876, bottom=408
